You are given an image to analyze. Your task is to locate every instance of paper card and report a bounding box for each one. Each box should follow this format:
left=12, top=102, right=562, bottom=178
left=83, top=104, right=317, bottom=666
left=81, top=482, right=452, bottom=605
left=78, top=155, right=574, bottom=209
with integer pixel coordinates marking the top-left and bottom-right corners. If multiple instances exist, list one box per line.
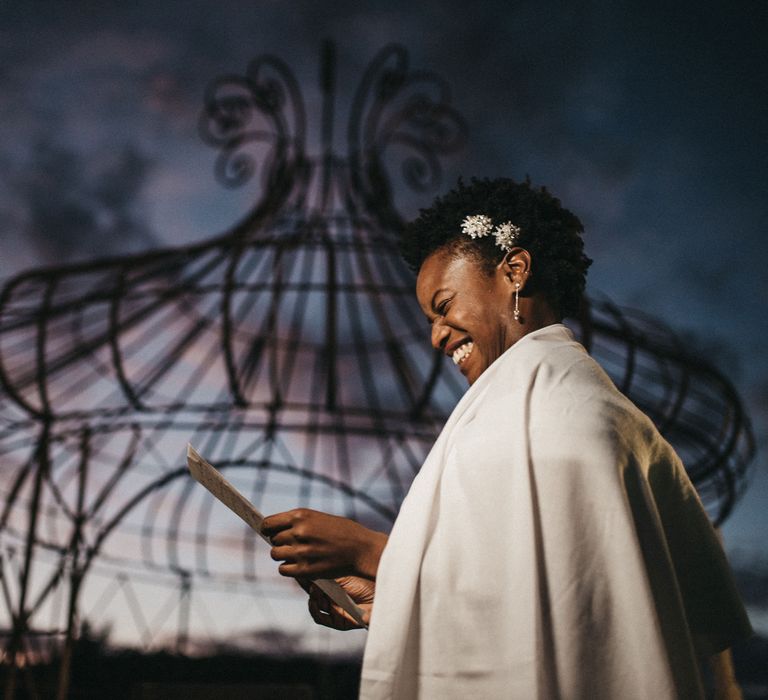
left=186, top=444, right=368, bottom=628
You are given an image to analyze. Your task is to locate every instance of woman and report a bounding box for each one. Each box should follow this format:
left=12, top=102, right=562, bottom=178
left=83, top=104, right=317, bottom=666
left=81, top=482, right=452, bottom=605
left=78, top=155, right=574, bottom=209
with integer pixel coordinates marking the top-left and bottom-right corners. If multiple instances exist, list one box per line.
left=262, top=178, right=751, bottom=699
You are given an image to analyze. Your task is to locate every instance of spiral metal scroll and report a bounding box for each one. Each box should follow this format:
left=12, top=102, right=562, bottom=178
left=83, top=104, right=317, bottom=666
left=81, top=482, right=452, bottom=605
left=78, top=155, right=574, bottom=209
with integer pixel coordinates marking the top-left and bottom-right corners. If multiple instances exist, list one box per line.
left=0, top=43, right=755, bottom=697
left=346, top=45, right=468, bottom=230
left=198, top=54, right=309, bottom=212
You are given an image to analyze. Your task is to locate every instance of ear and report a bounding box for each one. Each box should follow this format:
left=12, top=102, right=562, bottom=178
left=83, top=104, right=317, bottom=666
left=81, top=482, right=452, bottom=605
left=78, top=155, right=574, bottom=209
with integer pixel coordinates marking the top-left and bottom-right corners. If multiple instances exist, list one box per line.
left=497, top=248, right=532, bottom=291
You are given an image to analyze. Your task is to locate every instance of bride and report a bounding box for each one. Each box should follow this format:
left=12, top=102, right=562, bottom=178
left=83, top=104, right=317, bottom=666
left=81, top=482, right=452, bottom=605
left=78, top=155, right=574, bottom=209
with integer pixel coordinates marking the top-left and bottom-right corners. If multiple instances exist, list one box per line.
left=262, top=177, right=750, bottom=699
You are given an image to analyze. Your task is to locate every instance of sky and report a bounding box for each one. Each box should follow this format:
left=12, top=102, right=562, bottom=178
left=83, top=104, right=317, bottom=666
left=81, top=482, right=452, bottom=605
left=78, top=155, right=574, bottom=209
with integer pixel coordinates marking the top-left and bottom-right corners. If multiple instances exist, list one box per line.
left=0, top=0, right=766, bottom=650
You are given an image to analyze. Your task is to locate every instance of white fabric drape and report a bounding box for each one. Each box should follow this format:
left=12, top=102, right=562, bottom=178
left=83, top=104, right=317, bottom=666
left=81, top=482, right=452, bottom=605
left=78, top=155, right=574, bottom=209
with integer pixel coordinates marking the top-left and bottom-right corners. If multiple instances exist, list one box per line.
left=360, top=324, right=749, bottom=699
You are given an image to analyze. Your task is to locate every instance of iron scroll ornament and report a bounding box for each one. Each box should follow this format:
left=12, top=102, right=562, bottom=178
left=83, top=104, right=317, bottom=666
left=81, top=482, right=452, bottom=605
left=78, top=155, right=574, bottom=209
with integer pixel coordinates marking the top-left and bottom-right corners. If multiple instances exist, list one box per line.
left=198, top=53, right=309, bottom=212
left=346, top=44, right=469, bottom=229
left=198, top=44, right=468, bottom=228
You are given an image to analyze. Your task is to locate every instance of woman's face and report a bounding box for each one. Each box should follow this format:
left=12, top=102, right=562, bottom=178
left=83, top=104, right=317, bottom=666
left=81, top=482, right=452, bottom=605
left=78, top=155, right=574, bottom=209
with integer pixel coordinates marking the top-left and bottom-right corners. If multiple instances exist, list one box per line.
left=416, top=248, right=522, bottom=385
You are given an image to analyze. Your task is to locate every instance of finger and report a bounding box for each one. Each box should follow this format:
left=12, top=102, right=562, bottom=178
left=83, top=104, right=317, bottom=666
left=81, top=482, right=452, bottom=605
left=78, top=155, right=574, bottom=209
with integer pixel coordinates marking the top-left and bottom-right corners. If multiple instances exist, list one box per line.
left=268, top=530, right=295, bottom=547
left=308, top=587, right=355, bottom=630
left=260, top=512, right=294, bottom=536
left=308, top=586, right=335, bottom=625
left=309, top=584, right=329, bottom=611
left=277, top=560, right=331, bottom=579
left=278, top=561, right=309, bottom=578
left=269, top=545, right=296, bottom=562
left=277, top=561, right=327, bottom=578
left=310, top=587, right=358, bottom=628
left=308, top=594, right=335, bottom=628
left=326, top=605, right=359, bottom=630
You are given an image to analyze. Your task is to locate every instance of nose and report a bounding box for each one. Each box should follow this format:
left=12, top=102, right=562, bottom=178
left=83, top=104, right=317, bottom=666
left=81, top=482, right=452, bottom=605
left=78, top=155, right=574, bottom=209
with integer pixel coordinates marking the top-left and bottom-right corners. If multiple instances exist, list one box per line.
left=431, top=318, right=449, bottom=350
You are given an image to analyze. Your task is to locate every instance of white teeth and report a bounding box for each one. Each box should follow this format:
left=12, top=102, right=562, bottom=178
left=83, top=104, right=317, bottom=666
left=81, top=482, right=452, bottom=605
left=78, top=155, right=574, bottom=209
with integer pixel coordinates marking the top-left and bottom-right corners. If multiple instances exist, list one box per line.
left=452, top=341, right=474, bottom=365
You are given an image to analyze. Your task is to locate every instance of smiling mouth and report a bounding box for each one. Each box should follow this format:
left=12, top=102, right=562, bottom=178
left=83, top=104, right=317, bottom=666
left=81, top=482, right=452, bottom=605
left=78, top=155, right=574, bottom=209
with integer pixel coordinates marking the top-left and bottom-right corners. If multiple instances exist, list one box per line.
left=451, top=340, right=474, bottom=366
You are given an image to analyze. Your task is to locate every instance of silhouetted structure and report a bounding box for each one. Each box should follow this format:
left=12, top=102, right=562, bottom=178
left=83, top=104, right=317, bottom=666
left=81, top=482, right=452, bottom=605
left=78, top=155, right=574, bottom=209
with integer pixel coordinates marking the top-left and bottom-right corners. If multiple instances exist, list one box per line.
left=0, top=43, right=754, bottom=698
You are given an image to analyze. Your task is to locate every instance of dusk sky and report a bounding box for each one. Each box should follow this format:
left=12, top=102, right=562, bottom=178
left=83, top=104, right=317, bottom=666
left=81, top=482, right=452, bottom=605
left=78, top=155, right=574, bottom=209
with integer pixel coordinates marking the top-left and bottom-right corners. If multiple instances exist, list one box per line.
left=1, top=0, right=766, bottom=646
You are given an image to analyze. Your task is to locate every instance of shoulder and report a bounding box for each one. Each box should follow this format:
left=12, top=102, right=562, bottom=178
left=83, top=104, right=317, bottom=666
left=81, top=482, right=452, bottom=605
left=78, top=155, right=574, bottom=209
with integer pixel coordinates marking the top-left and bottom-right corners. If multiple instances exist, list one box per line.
left=493, top=325, right=622, bottom=410
left=520, top=332, right=661, bottom=454
left=478, top=324, right=661, bottom=447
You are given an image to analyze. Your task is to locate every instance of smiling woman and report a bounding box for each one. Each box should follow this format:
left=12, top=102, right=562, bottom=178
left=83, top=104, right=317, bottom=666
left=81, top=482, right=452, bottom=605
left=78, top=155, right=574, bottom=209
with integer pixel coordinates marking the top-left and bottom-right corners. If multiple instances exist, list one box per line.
left=263, top=177, right=752, bottom=699
left=409, top=178, right=590, bottom=384
left=417, top=248, right=559, bottom=384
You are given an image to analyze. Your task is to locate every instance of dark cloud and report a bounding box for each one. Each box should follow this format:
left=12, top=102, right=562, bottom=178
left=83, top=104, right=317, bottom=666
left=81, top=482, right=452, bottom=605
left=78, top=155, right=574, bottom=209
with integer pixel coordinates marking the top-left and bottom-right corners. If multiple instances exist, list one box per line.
left=732, top=563, right=768, bottom=610
left=14, top=139, right=157, bottom=263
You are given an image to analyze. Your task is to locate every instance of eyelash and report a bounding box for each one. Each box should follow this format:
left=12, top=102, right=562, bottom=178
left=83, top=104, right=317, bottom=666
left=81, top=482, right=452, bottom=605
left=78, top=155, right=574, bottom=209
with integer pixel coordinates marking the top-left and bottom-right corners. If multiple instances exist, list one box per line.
left=436, top=300, right=450, bottom=316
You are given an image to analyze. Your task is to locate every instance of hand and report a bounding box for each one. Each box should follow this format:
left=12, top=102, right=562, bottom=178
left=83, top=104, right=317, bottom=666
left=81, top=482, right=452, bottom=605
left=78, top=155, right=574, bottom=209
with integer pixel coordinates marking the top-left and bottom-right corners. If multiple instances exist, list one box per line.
left=708, top=649, right=743, bottom=700
left=306, top=576, right=374, bottom=631
left=261, top=508, right=387, bottom=580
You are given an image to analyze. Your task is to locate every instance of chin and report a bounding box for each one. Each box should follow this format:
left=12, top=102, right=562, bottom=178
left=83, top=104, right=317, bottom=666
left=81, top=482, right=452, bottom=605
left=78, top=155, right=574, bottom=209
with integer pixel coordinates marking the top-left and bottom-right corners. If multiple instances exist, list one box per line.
left=464, top=358, right=491, bottom=385
left=464, top=367, right=482, bottom=385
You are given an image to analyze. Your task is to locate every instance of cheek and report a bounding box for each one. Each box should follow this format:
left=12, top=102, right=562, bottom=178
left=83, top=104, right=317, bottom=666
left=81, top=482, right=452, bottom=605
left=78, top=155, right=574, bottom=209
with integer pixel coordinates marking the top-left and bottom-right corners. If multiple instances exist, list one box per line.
left=470, top=310, right=495, bottom=338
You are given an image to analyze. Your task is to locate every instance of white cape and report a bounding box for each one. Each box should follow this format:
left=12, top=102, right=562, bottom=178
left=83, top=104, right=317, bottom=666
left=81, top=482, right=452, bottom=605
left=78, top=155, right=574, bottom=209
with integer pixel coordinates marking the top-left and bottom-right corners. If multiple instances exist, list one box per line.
left=360, top=324, right=749, bottom=699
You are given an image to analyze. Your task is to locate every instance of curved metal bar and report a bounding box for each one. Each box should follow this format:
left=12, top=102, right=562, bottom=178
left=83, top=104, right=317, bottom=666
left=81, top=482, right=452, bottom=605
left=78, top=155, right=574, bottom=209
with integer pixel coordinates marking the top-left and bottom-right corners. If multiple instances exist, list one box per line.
left=109, top=265, right=145, bottom=411
left=220, top=240, right=249, bottom=407
left=0, top=275, right=49, bottom=418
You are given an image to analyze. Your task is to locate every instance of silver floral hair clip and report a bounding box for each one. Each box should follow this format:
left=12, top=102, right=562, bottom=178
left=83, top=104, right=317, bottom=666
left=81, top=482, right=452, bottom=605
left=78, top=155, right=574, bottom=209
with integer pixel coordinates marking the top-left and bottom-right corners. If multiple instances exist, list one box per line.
left=461, top=214, right=521, bottom=252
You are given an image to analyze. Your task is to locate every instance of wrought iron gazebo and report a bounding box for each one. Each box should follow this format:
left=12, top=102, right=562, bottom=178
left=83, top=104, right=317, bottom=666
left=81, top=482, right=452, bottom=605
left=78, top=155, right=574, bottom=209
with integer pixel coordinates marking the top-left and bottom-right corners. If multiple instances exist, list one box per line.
left=0, top=43, right=754, bottom=698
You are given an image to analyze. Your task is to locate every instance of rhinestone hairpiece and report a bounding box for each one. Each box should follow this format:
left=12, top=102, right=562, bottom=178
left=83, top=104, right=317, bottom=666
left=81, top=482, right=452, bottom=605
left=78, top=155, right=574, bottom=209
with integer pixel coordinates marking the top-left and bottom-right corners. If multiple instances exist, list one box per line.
left=461, top=214, right=521, bottom=252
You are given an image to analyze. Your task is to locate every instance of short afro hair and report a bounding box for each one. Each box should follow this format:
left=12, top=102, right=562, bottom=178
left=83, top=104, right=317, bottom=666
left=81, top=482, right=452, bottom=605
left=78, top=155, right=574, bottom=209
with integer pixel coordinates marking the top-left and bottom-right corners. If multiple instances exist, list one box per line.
left=399, top=177, right=592, bottom=319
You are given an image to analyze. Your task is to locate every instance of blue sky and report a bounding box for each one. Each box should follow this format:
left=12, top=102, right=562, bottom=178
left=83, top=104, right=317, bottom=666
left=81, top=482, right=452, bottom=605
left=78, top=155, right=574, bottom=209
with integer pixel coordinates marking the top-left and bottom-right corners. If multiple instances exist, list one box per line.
left=1, top=0, right=766, bottom=642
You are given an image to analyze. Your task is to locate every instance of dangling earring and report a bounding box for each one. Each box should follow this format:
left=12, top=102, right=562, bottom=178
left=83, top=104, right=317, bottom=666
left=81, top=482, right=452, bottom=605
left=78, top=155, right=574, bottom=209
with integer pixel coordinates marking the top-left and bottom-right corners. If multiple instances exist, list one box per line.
left=514, top=282, right=521, bottom=321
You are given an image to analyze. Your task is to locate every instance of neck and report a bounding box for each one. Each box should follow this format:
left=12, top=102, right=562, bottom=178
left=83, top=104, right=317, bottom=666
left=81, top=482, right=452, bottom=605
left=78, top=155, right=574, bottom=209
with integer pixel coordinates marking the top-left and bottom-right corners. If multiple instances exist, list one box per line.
left=519, top=295, right=560, bottom=337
